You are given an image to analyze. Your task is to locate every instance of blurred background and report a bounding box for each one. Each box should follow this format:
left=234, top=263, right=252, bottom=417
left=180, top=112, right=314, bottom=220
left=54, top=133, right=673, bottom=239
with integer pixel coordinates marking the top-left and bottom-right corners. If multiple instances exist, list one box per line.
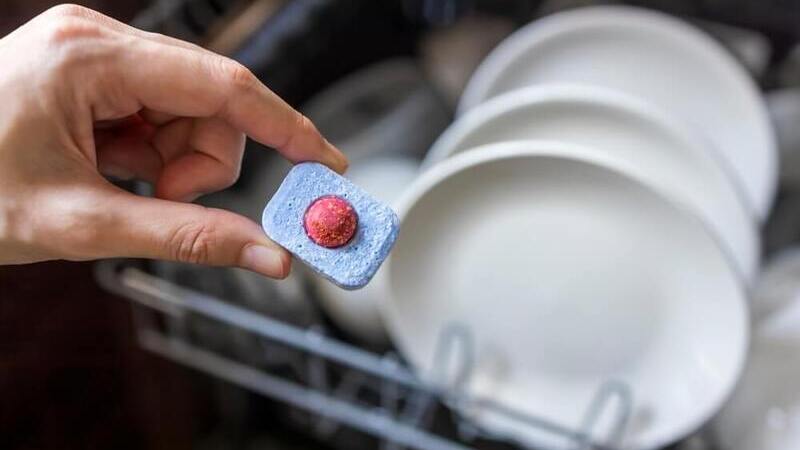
left=3, top=1, right=800, bottom=450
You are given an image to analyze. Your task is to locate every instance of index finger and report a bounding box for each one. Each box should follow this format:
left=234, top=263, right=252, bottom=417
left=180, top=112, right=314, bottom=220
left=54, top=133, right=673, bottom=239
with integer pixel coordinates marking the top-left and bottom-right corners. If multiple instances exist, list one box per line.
left=112, top=37, right=347, bottom=173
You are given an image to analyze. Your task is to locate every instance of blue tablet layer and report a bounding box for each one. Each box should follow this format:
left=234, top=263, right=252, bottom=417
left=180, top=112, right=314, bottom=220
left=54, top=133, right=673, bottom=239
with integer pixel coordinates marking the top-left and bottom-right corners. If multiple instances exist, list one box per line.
left=262, top=162, right=400, bottom=289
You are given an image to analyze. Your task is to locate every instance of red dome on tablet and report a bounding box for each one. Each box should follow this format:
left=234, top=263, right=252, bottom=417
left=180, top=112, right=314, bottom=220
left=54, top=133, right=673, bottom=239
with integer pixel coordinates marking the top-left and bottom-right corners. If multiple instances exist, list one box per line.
left=304, top=195, right=358, bottom=248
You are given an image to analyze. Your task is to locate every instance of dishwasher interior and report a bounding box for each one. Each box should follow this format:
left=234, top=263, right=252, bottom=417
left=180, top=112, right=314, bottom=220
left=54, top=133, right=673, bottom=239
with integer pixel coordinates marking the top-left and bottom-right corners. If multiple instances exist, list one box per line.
left=97, top=1, right=800, bottom=449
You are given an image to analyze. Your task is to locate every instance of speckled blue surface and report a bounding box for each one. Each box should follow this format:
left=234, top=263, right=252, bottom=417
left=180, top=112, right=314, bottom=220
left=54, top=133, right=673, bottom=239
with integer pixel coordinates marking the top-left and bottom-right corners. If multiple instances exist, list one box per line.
left=262, top=162, right=400, bottom=289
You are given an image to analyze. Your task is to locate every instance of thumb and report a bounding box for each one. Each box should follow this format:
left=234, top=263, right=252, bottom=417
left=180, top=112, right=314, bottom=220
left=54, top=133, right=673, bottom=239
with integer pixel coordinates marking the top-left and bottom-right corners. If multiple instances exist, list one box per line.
left=93, top=190, right=291, bottom=278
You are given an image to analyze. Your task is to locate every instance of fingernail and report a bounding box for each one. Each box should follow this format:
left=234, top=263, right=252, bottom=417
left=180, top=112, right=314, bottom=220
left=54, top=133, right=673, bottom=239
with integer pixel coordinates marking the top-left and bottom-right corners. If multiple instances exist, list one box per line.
left=327, top=142, right=348, bottom=174
left=240, top=244, right=289, bottom=278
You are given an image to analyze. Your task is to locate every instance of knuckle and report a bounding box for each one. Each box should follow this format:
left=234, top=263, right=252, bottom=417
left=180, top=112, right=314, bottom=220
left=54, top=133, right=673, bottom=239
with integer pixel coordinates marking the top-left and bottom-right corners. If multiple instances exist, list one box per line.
left=169, top=220, right=217, bottom=265
left=278, top=112, right=317, bottom=152
left=38, top=18, right=114, bottom=82
left=294, top=113, right=317, bottom=138
left=43, top=17, right=103, bottom=46
left=42, top=3, right=90, bottom=19
left=222, top=59, right=257, bottom=93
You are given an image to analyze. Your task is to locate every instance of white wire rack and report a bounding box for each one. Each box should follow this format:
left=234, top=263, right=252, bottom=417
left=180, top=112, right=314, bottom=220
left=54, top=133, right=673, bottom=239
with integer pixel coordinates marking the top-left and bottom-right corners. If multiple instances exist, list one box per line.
left=95, top=260, right=632, bottom=450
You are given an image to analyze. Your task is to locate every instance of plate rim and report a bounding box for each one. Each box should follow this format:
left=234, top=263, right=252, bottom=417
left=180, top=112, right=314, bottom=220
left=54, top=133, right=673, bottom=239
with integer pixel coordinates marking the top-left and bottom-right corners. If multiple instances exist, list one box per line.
left=456, top=5, right=776, bottom=221
left=426, top=83, right=760, bottom=281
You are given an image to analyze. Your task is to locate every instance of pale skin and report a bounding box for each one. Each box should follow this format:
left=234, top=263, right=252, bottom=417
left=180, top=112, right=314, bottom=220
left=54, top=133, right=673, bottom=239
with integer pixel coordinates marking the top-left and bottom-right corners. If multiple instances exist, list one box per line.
left=0, top=4, right=349, bottom=279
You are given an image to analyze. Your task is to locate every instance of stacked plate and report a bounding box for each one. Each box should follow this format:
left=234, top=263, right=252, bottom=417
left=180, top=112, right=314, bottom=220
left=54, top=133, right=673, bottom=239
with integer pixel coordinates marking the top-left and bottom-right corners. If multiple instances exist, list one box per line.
left=375, top=6, right=775, bottom=450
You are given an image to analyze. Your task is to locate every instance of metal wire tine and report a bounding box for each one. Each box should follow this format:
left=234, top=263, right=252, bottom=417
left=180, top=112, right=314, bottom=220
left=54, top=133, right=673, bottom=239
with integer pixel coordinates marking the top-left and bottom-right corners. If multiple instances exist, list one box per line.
left=311, top=371, right=367, bottom=439
left=138, top=329, right=474, bottom=450
left=389, top=375, right=441, bottom=450
left=380, top=354, right=403, bottom=416
left=116, top=266, right=427, bottom=389
left=95, top=261, right=185, bottom=318
left=96, top=261, right=193, bottom=346
left=430, top=323, right=475, bottom=393
left=380, top=348, right=440, bottom=450
left=428, top=322, right=477, bottom=441
left=380, top=394, right=433, bottom=450
left=306, top=326, right=330, bottom=393
left=572, top=379, right=633, bottom=450
left=305, top=326, right=337, bottom=437
left=403, top=390, right=438, bottom=427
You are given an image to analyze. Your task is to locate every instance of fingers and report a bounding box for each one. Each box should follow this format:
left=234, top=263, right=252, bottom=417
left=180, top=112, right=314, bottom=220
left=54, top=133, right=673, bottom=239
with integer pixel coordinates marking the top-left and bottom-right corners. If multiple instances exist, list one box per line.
left=95, top=116, right=162, bottom=181
left=156, top=118, right=245, bottom=201
left=96, top=117, right=246, bottom=201
left=114, top=38, right=347, bottom=173
left=87, top=188, right=291, bottom=277
left=47, top=5, right=346, bottom=173
left=149, top=117, right=194, bottom=163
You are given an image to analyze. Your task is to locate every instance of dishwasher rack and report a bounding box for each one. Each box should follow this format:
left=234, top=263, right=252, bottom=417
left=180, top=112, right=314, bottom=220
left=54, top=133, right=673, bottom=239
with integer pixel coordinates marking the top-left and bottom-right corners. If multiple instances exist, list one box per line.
left=96, top=260, right=631, bottom=450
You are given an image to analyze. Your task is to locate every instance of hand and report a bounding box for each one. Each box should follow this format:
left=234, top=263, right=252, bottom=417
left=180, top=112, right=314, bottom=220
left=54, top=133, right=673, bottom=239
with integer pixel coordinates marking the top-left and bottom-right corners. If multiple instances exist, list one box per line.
left=0, top=4, right=347, bottom=278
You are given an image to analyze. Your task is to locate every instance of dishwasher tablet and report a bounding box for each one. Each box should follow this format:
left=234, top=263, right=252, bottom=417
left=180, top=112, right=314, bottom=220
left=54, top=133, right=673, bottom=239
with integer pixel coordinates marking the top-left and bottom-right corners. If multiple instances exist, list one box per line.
left=262, top=162, right=399, bottom=289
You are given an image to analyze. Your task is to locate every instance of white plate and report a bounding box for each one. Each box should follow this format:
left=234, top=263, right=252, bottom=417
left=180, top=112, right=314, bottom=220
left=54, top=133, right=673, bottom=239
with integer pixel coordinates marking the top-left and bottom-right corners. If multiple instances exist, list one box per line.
left=428, top=84, right=759, bottom=283
left=459, top=6, right=776, bottom=220
left=384, top=141, right=749, bottom=450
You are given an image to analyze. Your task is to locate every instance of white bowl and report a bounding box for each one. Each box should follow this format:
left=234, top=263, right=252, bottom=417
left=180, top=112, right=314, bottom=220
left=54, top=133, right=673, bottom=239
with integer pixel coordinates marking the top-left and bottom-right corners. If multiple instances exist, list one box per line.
left=302, top=58, right=450, bottom=163
left=428, top=84, right=759, bottom=283
left=459, top=5, right=776, bottom=221
left=384, top=141, right=749, bottom=450
left=312, top=157, right=420, bottom=345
